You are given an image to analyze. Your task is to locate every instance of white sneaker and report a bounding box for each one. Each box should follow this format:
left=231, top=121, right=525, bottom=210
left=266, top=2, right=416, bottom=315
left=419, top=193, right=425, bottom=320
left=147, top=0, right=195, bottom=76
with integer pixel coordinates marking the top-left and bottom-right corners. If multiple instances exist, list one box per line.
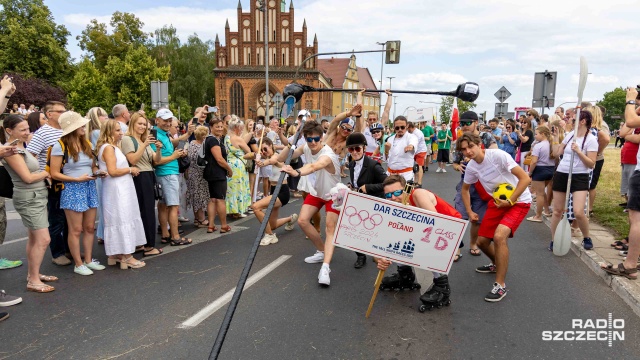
left=318, top=264, right=331, bottom=286
left=260, top=234, right=273, bottom=246
left=442, top=168, right=447, bottom=173
left=285, top=214, right=298, bottom=231
left=74, top=264, right=93, bottom=276
left=305, top=250, right=325, bottom=263
left=269, top=233, right=279, bottom=244
left=84, top=260, right=105, bottom=271
left=436, top=168, right=441, bottom=173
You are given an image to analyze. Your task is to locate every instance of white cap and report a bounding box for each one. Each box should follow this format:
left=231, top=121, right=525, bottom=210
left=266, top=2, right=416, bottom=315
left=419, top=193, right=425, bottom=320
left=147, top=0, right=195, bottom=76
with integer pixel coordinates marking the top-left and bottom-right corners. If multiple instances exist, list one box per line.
left=156, top=108, right=174, bottom=120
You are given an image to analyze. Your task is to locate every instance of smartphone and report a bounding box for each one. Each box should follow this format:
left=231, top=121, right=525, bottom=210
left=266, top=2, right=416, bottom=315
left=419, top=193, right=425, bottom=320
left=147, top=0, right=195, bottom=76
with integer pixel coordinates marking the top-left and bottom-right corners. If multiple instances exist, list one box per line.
left=191, top=118, right=198, bottom=126
left=91, top=171, right=102, bottom=178
left=44, top=178, right=51, bottom=188
left=150, top=128, right=158, bottom=139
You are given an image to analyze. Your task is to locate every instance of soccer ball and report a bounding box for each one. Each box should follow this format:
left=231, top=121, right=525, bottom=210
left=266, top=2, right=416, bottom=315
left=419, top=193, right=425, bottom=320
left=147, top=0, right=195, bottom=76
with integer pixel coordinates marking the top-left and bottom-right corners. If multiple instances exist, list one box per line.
left=492, top=183, right=515, bottom=203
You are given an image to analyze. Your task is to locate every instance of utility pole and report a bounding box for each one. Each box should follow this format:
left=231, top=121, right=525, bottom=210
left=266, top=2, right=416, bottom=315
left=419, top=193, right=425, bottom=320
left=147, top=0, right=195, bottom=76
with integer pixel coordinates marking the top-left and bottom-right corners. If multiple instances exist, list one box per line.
left=376, top=41, right=386, bottom=116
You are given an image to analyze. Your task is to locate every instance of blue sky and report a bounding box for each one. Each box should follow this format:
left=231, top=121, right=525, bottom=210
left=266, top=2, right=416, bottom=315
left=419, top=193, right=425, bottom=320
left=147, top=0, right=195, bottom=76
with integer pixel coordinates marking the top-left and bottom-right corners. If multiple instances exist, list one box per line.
left=48, top=0, right=640, bottom=119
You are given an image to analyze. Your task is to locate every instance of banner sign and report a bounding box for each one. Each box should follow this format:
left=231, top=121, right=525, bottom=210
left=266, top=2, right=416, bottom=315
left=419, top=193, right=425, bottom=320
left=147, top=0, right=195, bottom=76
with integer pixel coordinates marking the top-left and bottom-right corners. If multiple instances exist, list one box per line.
left=333, top=192, right=468, bottom=274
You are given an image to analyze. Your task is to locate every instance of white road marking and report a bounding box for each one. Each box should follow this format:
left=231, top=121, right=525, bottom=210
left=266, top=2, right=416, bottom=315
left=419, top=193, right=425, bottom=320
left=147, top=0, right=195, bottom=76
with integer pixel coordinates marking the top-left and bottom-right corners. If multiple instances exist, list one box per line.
left=177, top=255, right=292, bottom=329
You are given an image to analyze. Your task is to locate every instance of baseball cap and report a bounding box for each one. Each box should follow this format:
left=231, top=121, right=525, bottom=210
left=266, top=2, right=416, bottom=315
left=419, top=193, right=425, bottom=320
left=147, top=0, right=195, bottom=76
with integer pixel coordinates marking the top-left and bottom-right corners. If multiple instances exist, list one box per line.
left=340, top=118, right=355, bottom=128
left=460, top=111, right=479, bottom=121
left=156, top=108, right=174, bottom=120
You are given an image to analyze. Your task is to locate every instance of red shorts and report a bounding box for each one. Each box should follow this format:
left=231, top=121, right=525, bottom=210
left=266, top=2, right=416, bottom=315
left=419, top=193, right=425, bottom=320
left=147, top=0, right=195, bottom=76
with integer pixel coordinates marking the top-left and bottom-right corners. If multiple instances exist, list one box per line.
left=303, top=194, right=340, bottom=214
left=414, top=152, right=427, bottom=166
left=478, top=202, right=531, bottom=239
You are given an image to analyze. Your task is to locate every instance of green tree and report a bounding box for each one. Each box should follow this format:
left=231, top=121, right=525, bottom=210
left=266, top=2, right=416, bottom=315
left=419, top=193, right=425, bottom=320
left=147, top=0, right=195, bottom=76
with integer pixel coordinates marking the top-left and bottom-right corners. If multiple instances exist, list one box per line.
left=597, top=87, right=626, bottom=129
left=103, top=45, right=170, bottom=109
left=77, top=12, right=150, bottom=69
left=0, top=0, right=73, bottom=83
left=439, top=96, right=477, bottom=124
left=66, top=58, right=112, bottom=114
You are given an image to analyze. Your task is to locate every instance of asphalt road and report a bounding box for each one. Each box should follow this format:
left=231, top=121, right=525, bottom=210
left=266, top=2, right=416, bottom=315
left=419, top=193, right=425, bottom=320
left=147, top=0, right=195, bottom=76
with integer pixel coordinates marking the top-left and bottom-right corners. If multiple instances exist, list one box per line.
left=1, top=163, right=640, bottom=360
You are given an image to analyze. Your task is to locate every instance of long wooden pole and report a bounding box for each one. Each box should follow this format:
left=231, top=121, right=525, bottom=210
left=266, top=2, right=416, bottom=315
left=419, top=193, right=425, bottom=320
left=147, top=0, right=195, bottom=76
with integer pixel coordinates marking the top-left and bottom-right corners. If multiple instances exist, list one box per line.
left=365, top=182, right=414, bottom=318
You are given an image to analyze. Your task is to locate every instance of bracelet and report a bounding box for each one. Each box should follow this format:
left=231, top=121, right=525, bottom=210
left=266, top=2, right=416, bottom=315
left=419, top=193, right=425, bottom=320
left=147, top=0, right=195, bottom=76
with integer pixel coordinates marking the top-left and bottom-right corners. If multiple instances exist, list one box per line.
left=507, top=198, right=514, bottom=206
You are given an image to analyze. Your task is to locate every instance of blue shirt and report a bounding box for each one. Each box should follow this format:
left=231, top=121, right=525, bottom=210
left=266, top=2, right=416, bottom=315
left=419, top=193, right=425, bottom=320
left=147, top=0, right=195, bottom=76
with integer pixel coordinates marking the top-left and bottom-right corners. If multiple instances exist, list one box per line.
left=150, top=128, right=178, bottom=176
left=51, top=141, right=94, bottom=178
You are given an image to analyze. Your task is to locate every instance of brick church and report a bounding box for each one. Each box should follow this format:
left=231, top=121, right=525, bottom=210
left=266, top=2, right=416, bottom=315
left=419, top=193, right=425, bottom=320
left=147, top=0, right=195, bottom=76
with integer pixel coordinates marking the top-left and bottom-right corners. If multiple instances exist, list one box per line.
left=214, top=0, right=332, bottom=119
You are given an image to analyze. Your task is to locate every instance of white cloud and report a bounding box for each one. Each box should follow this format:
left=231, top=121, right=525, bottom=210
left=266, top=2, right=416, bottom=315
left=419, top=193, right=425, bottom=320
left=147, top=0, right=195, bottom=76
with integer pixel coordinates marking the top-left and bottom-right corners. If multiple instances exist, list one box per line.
left=480, top=75, right=534, bottom=88
left=394, top=72, right=467, bottom=91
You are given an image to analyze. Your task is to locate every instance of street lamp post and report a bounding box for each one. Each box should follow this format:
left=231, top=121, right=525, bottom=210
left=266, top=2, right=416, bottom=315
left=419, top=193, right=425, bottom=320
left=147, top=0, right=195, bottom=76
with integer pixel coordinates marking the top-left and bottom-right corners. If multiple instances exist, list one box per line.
left=393, top=95, right=398, bottom=120
left=376, top=41, right=386, bottom=116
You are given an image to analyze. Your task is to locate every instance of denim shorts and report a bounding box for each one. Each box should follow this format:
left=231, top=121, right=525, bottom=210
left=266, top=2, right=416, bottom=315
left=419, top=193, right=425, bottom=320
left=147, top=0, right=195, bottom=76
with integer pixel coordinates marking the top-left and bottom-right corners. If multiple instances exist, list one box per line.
left=61, top=180, right=99, bottom=213
left=157, top=174, right=180, bottom=206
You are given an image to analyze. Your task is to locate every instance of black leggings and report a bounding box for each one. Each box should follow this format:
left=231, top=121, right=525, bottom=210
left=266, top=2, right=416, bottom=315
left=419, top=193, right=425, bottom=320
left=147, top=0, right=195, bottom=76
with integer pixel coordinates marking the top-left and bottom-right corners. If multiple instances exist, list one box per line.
left=132, top=171, right=157, bottom=248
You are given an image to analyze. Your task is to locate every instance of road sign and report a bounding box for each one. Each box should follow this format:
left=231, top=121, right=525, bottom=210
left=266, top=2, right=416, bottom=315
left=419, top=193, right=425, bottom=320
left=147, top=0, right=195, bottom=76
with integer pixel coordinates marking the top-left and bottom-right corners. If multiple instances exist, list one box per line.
left=532, top=71, right=557, bottom=109
left=495, top=103, right=508, bottom=117
left=494, top=86, right=511, bottom=103
left=151, top=80, right=169, bottom=110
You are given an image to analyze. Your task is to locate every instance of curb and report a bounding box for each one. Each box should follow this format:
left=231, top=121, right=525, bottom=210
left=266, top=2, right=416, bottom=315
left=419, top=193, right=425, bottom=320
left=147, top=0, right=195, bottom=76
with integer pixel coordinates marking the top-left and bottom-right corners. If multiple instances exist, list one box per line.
left=537, top=206, right=640, bottom=317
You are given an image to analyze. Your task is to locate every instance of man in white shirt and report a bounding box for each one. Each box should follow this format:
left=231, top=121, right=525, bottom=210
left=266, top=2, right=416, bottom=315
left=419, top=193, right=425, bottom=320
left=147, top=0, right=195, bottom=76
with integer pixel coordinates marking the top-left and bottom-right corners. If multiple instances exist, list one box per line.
left=459, top=132, right=531, bottom=302
left=112, top=104, right=130, bottom=133
left=385, top=116, right=418, bottom=181
left=407, top=121, right=428, bottom=186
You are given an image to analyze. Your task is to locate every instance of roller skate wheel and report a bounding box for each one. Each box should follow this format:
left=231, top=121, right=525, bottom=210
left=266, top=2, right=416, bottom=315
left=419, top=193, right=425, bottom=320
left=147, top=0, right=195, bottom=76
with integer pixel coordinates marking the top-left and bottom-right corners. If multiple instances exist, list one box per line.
left=445, top=299, right=451, bottom=306
left=419, top=305, right=427, bottom=313
left=412, top=284, right=422, bottom=290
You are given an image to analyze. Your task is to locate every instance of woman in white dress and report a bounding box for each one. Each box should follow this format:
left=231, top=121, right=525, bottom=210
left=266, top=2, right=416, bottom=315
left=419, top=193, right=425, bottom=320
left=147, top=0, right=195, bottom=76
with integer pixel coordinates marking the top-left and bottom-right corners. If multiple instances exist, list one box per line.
left=96, top=120, right=146, bottom=269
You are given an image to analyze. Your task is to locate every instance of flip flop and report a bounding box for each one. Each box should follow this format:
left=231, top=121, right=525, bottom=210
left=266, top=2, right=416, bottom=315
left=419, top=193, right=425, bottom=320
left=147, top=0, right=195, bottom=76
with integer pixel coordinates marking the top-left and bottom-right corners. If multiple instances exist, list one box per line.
left=526, top=216, right=542, bottom=223
left=469, top=248, right=481, bottom=256
left=454, top=253, right=462, bottom=262
left=143, top=248, right=164, bottom=257
left=170, top=238, right=193, bottom=246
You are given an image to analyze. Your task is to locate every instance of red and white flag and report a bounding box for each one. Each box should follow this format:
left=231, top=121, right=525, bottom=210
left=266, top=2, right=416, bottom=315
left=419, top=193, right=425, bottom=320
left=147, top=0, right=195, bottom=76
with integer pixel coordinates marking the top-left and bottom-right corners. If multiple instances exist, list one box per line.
left=450, top=97, right=459, bottom=141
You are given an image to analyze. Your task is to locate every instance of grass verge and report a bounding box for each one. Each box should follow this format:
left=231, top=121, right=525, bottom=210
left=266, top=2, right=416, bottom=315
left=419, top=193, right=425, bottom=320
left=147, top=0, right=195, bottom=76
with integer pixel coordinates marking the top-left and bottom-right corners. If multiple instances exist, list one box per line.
left=591, top=147, right=629, bottom=239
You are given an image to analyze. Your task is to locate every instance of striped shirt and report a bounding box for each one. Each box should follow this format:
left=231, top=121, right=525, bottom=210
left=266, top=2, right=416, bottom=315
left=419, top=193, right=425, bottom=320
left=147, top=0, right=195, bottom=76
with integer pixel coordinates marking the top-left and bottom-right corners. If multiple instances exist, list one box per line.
left=26, top=124, right=63, bottom=170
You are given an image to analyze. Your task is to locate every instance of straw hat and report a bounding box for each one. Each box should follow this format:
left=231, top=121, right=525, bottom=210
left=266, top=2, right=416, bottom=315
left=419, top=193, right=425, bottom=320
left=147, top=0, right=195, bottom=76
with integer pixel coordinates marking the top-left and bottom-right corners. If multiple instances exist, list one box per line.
left=59, top=111, right=89, bottom=137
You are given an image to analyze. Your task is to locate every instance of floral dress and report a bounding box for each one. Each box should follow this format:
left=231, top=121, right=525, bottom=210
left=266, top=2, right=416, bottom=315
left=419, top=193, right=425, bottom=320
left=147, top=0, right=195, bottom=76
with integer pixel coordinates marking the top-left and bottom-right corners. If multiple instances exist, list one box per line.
left=186, top=140, right=210, bottom=212
left=225, top=136, right=251, bottom=214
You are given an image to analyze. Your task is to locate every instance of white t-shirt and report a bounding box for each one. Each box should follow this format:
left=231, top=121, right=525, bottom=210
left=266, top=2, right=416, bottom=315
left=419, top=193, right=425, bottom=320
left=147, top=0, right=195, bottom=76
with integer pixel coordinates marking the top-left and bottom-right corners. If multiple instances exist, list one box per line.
left=303, top=144, right=340, bottom=200
left=531, top=140, right=555, bottom=167
left=464, top=149, right=532, bottom=204
left=556, top=131, right=598, bottom=174
left=387, top=133, right=418, bottom=172
left=363, top=127, right=378, bottom=154
left=410, top=128, right=427, bottom=154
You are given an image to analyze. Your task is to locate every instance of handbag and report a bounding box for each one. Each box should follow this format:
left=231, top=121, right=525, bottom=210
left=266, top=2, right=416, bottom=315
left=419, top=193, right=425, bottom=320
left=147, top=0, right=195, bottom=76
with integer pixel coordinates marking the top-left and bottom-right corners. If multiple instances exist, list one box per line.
left=523, top=153, right=533, bottom=166
left=0, top=165, right=13, bottom=198
left=515, top=144, right=522, bottom=163
left=178, top=155, right=190, bottom=173
left=153, top=176, right=163, bottom=200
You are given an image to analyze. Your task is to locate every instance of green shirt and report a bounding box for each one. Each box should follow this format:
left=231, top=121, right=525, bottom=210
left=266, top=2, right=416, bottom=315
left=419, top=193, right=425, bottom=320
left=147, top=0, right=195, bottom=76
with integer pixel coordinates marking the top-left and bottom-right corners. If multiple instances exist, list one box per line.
left=422, top=126, right=434, bottom=146
left=437, top=129, right=452, bottom=150
left=150, top=128, right=178, bottom=176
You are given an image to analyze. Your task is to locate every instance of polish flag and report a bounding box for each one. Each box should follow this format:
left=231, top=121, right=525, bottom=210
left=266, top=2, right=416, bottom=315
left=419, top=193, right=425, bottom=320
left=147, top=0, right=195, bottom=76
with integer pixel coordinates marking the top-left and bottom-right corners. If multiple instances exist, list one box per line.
left=450, top=97, right=459, bottom=141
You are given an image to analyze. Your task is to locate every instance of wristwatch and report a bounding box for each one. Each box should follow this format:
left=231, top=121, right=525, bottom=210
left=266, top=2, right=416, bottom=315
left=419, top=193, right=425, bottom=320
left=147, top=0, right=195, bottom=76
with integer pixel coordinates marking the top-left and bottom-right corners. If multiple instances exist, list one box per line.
left=627, top=101, right=636, bottom=105
left=295, top=169, right=302, bottom=177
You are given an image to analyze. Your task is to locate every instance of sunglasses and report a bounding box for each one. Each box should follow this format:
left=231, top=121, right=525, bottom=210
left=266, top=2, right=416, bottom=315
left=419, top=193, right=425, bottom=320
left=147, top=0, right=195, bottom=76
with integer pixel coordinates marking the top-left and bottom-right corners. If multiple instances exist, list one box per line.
left=460, top=121, right=474, bottom=126
left=347, top=146, right=363, bottom=153
left=340, top=125, right=354, bottom=132
left=394, top=126, right=406, bottom=131
left=371, top=130, right=382, bottom=134
left=306, top=136, right=322, bottom=143
left=384, top=190, right=404, bottom=199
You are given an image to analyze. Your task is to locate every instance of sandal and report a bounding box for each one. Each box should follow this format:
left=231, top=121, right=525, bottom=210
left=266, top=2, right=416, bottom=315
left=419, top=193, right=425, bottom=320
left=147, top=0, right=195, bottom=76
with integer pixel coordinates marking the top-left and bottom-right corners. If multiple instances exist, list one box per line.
left=134, top=246, right=145, bottom=253
left=97, top=238, right=104, bottom=244
left=170, top=237, right=192, bottom=246
left=207, top=226, right=218, bottom=233
left=143, top=248, right=163, bottom=257
left=526, top=216, right=542, bottom=223
left=469, top=248, right=481, bottom=256
left=161, top=236, right=171, bottom=244
left=542, top=211, right=552, bottom=217
left=27, top=282, right=55, bottom=293
left=453, top=253, right=462, bottom=262
left=27, top=274, right=58, bottom=282
left=194, top=219, right=209, bottom=228
left=220, top=225, right=232, bottom=234
left=615, top=244, right=629, bottom=251
left=601, top=262, right=638, bottom=280
left=120, top=256, right=145, bottom=269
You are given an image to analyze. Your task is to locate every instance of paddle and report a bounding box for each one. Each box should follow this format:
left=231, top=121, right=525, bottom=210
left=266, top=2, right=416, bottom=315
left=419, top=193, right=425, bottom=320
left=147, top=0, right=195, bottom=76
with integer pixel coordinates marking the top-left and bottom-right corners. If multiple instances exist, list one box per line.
left=553, top=56, right=588, bottom=256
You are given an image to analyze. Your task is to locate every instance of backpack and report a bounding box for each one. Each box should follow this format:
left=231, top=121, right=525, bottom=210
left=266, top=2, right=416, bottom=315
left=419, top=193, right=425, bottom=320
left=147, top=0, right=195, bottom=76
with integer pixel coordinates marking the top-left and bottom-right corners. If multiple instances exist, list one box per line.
left=45, top=139, right=69, bottom=193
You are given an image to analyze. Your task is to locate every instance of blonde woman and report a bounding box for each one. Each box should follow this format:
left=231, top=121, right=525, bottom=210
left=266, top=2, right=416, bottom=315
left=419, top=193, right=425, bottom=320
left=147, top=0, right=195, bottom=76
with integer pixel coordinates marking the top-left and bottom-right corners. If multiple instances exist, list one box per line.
left=584, top=105, right=610, bottom=215
left=526, top=126, right=556, bottom=223
left=50, top=112, right=105, bottom=276
left=122, top=113, right=163, bottom=257
left=1, top=115, right=54, bottom=292
left=85, top=106, right=108, bottom=244
left=186, top=125, right=211, bottom=227
left=225, top=117, right=255, bottom=218
left=97, top=120, right=146, bottom=269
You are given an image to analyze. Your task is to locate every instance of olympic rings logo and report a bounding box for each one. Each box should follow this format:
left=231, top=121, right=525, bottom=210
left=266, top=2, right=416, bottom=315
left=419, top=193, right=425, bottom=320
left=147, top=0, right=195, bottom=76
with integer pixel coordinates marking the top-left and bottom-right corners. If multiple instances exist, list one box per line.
left=344, top=206, right=383, bottom=230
